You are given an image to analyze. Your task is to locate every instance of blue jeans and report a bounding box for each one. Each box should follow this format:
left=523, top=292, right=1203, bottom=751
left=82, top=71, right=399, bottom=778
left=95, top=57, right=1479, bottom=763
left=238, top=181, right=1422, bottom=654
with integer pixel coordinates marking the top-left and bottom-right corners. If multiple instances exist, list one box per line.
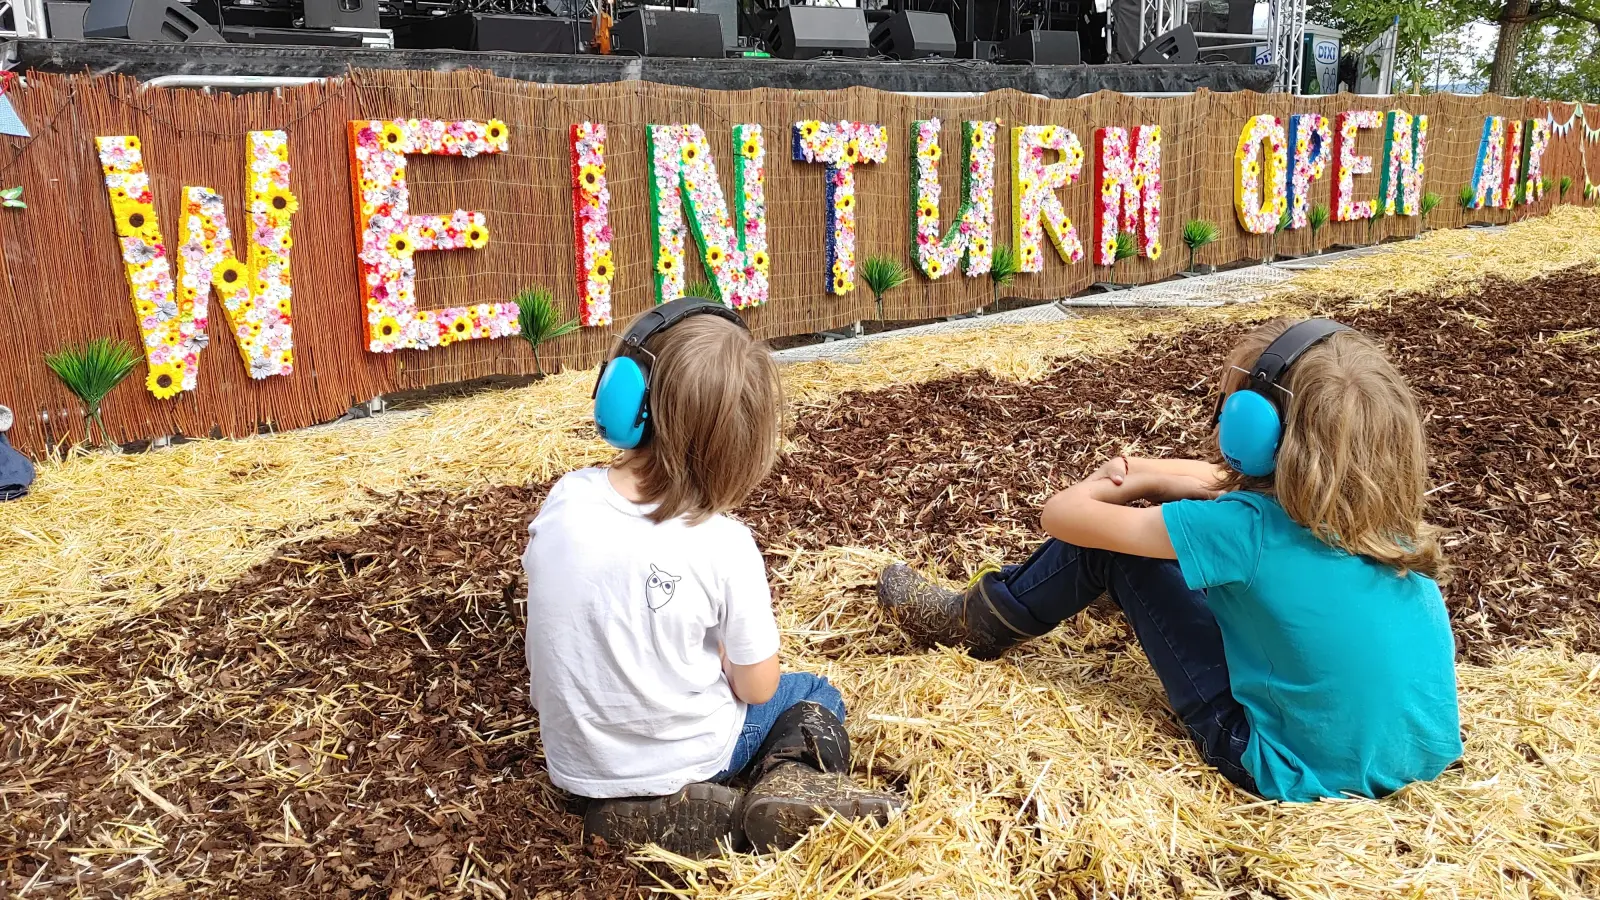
left=985, top=539, right=1258, bottom=794
left=716, top=672, right=845, bottom=780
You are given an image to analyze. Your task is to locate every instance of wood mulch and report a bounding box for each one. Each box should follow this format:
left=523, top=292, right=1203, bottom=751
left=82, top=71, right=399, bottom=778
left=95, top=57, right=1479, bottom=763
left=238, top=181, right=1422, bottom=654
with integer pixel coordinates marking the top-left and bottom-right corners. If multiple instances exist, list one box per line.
left=2, top=271, right=1595, bottom=897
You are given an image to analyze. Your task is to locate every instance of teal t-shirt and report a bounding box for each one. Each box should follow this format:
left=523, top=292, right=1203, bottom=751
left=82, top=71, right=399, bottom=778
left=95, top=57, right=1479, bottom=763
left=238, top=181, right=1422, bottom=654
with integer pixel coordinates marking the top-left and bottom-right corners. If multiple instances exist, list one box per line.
left=1161, top=491, right=1463, bottom=802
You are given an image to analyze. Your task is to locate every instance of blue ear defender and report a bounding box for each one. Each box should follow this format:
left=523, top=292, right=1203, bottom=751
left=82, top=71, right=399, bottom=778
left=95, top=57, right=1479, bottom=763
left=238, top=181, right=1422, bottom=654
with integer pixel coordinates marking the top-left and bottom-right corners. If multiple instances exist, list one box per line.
left=593, top=354, right=650, bottom=450
left=1215, top=319, right=1352, bottom=477
left=592, top=298, right=748, bottom=450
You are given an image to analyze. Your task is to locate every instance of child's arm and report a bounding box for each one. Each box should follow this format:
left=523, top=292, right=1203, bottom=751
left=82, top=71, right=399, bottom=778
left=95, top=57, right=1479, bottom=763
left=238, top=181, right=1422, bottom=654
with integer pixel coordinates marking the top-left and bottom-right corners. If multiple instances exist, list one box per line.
left=1097, top=455, right=1229, bottom=487
left=1041, top=467, right=1219, bottom=560
left=722, top=650, right=780, bottom=705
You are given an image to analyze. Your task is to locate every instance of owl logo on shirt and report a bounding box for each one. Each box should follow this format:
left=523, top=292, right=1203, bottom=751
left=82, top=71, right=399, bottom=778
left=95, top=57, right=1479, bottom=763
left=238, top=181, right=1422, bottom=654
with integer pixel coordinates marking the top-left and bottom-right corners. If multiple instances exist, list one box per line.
left=645, top=564, right=682, bottom=611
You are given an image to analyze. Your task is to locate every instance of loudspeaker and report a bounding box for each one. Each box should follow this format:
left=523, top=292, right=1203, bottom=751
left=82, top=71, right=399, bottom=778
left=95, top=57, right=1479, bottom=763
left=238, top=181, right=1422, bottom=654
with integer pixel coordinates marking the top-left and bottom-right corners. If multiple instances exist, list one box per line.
left=1001, top=29, right=1080, bottom=65
left=697, top=0, right=737, bottom=51
left=613, top=9, right=726, bottom=58
left=870, top=10, right=956, bottom=59
left=223, top=24, right=366, bottom=46
left=771, top=6, right=870, bottom=60
left=44, top=0, right=88, bottom=39
left=959, top=39, right=1000, bottom=61
left=302, top=0, right=378, bottom=31
left=398, top=14, right=591, bottom=52
left=1134, top=24, right=1200, bottom=64
left=83, top=0, right=225, bottom=41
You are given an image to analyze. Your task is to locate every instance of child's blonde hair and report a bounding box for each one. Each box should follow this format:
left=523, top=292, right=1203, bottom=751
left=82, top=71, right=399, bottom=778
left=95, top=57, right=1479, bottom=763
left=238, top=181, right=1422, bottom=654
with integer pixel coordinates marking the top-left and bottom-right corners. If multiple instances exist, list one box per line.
left=1210, top=319, right=1444, bottom=578
left=621, top=313, right=782, bottom=525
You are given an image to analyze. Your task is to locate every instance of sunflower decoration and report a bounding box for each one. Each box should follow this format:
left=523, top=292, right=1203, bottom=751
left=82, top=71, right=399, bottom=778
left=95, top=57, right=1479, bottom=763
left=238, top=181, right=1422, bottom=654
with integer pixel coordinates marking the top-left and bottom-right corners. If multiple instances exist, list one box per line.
left=682, top=142, right=701, bottom=164
left=1147, top=241, right=1162, bottom=261
left=447, top=314, right=474, bottom=342
left=925, top=257, right=945, bottom=279
left=800, top=121, right=821, bottom=141
left=578, top=165, right=604, bottom=194
left=657, top=252, right=678, bottom=276
left=705, top=245, right=726, bottom=268
left=135, top=299, right=157, bottom=320
left=741, top=136, right=762, bottom=160
left=916, top=198, right=938, bottom=220
left=751, top=249, right=770, bottom=272
left=926, top=142, right=942, bottom=163
left=264, top=186, right=298, bottom=218
left=213, top=259, right=248, bottom=291
left=831, top=273, right=849, bottom=295
left=486, top=119, right=509, bottom=148
left=970, top=126, right=988, bottom=148
left=118, top=205, right=160, bottom=242
left=464, top=223, right=489, bottom=249
left=591, top=252, right=615, bottom=282
left=374, top=315, right=403, bottom=342
left=276, top=297, right=294, bottom=317
left=843, top=140, right=861, bottom=166
left=971, top=237, right=989, bottom=258
left=388, top=231, right=414, bottom=257
left=379, top=122, right=408, bottom=153
left=831, top=260, right=847, bottom=277
left=836, top=193, right=855, bottom=213
left=160, top=329, right=182, bottom=348
left=147, top=362, right=184, bottom=400
left=278, top=349, right=295, bottom=368
left=273, top=141, right=290, bottom=162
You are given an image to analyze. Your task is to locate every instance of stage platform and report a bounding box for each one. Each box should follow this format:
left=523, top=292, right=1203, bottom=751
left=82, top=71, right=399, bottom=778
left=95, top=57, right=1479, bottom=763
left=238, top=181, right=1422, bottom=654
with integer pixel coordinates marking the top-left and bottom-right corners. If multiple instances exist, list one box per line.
left=2, top=39, right=1274, bottom=97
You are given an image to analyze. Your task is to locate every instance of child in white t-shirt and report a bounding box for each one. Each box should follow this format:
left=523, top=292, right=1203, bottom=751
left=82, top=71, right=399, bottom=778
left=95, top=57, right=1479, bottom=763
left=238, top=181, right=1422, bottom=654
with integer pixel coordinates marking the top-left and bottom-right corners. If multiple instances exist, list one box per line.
left=523, top=299, right=899, bottom=858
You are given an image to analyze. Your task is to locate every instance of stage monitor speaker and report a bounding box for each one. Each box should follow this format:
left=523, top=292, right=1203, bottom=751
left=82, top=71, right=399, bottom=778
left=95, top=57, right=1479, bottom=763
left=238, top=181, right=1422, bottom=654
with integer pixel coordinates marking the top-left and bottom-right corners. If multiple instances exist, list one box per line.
left=869, top=10, right=956, bottom=59
left=44, top=0, right=87, bottom=39
left=958, top=39, right=999, bottom=61
left=398, top=13, right=590, bottom=52
left=771, top=6, right=870, bottom=60
left=1134, top=24, right=1199, bottom=64
left=302, top=0, right=378, bottom=31
left=222, top=24, right=365, bottom=46
left=1001, top=29, right=1080, bottom=65
left=83, top=0, right=225, bottom=41
left=613, top=9, right=725, bottom=58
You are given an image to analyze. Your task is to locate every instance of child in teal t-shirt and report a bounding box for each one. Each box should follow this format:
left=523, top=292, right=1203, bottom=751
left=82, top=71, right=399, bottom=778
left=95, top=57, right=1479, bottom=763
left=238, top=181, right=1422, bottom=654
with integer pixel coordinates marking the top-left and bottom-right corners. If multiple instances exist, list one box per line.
left=876, top=319, right=1463, bottom=801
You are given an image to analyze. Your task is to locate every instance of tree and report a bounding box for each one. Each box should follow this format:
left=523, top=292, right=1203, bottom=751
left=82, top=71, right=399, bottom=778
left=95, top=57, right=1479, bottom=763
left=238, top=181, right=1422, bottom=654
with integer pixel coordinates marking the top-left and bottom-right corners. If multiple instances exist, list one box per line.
left=1487, top=0, right=1600, bottom=94
left=1506, top=20, right=1600, bottom=99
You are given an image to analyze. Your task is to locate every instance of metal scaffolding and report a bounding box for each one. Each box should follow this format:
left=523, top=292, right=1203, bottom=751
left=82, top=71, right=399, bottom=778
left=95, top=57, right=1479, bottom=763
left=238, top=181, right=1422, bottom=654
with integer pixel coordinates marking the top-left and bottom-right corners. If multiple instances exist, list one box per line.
left=1127, top=0, right=1308, bottom=93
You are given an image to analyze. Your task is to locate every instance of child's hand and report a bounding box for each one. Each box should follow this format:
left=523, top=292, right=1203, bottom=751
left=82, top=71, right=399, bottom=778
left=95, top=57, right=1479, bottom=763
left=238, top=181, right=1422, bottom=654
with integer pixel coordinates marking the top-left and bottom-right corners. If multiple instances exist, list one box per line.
left=1091, top=456, right=1131, bottom=486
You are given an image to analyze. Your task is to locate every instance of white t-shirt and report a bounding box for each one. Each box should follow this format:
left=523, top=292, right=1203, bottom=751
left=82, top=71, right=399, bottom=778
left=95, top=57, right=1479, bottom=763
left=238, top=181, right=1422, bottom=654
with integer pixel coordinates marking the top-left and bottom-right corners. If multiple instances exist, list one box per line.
left=523, top=467, right=781, bottom=798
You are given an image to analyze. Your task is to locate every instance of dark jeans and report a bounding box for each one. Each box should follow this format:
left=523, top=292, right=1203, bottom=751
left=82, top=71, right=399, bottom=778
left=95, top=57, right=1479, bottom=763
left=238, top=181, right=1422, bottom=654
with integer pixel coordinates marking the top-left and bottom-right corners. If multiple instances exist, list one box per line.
left=985, top=539, right=1258, bottom=794
left=715, top=672, right=845, bottom=780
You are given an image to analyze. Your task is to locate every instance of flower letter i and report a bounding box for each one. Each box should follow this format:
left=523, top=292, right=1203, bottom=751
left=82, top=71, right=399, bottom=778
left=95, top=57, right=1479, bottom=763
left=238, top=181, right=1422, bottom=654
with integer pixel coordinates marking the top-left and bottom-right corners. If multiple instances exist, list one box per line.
left=97, top=132, right=297, bottom=400
left=572, top=122, right=614, bottom=327
left=349, top=118, right=512, bottom=352
left=793, top=120, right=889, bottom=296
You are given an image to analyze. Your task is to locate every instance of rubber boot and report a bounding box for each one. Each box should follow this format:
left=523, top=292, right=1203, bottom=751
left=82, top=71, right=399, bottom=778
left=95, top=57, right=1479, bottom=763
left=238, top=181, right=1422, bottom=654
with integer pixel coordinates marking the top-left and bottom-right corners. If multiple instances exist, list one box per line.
left=582, top=782, right=743, bottom=859
left=876, top=564, right=1045, bottom=661
left=739, top=702, right=902, bottom=851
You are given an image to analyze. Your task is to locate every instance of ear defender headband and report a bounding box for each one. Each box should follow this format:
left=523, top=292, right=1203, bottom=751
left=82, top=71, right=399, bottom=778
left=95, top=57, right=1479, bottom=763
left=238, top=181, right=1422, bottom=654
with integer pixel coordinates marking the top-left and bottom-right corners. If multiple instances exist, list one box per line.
left=592, top=298, right=748, bottom=450
left=1216, top=318, right=1352, bottom=477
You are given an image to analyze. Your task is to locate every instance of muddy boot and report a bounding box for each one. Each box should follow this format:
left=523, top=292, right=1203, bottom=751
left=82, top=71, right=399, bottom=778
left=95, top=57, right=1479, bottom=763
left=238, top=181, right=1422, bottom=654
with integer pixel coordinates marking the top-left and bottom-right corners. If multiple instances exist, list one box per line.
left=876, top=564, right=1044, bottom=660
left=582, top=782, right=743, bottom=859
left=739, top=702, right=902, bottom=851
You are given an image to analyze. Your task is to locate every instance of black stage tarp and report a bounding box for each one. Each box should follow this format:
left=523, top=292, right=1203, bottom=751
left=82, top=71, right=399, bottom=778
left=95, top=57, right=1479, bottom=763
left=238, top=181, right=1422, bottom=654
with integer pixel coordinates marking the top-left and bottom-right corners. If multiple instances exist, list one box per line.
left=2, top=39, right=1275, bottom=97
